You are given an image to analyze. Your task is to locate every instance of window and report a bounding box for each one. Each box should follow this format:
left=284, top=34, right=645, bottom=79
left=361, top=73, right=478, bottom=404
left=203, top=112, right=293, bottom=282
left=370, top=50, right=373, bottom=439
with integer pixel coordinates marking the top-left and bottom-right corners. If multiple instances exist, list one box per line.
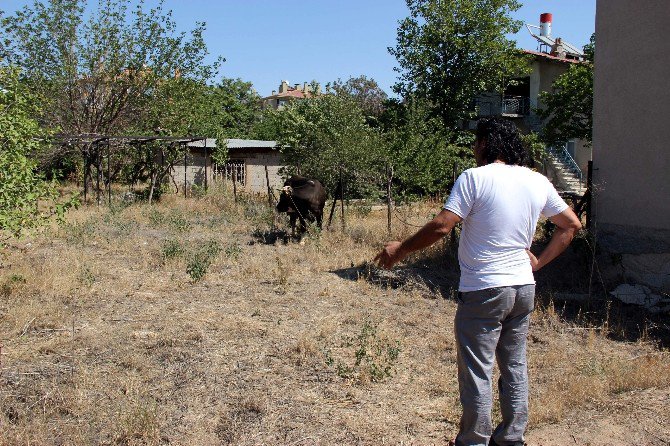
left=215, top=159, right=245, bottom=185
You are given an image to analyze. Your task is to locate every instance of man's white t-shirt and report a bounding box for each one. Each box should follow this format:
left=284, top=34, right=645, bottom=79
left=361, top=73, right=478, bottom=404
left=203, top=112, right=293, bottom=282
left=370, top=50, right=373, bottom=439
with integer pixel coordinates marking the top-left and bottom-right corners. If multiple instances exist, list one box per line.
left=444, top=163, right=568, bottom=292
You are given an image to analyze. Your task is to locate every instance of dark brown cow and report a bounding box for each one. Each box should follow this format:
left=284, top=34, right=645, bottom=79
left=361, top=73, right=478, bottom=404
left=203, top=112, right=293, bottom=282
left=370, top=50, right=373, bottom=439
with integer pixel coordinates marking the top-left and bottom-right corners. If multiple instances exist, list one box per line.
left=276, top=175, right=327, bottom=237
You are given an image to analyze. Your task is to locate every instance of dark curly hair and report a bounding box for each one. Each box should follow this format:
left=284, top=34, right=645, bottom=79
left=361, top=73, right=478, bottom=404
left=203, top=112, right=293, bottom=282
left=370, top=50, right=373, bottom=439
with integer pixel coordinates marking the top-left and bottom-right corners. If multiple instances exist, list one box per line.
left=475, top=117, right=527, bottom=166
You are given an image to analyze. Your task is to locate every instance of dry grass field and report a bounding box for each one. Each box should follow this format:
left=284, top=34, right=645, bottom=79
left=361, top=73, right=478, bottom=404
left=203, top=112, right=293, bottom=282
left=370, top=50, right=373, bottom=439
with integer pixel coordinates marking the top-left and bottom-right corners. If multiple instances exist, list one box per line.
left=1, top=187, right=669, bottom=445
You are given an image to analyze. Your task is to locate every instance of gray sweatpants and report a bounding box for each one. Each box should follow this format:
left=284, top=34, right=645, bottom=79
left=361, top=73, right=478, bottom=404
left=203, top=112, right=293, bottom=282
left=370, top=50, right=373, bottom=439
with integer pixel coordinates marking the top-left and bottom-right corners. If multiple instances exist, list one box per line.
left=454, top=285, right=535, bottom=446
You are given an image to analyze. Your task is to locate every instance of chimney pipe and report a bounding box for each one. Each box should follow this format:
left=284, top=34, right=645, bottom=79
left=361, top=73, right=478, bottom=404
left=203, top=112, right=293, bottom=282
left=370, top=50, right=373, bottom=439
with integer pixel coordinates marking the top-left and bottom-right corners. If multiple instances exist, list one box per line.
left=540, top=13, right=552, bottom=38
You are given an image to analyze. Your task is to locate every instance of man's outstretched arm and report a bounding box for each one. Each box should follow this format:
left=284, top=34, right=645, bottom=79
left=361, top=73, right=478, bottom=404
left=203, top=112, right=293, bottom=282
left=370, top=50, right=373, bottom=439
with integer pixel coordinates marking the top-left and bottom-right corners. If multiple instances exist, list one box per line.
left=527, top=208, right=582, bottom=272
left=374, top=209, right=462, bottom=269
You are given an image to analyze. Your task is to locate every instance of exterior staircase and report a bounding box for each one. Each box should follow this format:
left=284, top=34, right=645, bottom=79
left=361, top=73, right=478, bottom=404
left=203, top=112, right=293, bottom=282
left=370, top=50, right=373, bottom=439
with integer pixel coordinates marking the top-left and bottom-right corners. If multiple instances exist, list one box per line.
left=544, top=144, right=585, bottom=199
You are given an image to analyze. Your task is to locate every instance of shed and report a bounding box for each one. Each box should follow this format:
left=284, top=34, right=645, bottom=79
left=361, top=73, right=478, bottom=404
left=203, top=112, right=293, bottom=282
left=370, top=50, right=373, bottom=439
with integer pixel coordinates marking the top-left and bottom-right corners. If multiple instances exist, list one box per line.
left=170, top=138, right=284, bottom=194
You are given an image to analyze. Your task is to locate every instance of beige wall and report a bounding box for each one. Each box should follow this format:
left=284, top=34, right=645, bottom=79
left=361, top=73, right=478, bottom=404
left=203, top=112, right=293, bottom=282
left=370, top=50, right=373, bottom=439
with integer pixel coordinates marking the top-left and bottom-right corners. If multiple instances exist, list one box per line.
left=169, top=150, right=213, bottom=188
left=573, top=139, right=590, bottom=174
left=537, top=62, right=569, bottom=109
left=534, top=60, right=570, bottom=110
left=240, top=152, right=284, bottom=193
left=593, top=0, right=670, bottom=235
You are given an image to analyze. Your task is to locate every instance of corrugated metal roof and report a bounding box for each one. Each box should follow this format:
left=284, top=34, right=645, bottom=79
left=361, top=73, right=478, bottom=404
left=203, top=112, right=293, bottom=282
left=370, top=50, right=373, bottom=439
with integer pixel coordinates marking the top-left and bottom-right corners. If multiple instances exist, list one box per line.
left=226, top=139, right=277, bottom=149
left=186, top=138, right=217, bottom=147
left=186, top=139, right=278, bottom=149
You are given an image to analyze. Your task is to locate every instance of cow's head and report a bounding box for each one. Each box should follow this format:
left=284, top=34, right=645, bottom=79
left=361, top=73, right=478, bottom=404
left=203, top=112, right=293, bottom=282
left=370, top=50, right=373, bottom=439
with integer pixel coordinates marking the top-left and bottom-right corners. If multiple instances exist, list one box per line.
left=276, top=186, right=293, bottom=213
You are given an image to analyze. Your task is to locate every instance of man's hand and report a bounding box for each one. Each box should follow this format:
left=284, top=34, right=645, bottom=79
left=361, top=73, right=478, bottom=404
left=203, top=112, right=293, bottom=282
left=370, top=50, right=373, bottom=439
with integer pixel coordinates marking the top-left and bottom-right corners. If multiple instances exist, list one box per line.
left=374, top=241, right=407, bottom=269
left=526, top=249, right=540, bottom=272
left=373, top=210, right=462, bottom=270
left=531, top=208, right=582, bottom=271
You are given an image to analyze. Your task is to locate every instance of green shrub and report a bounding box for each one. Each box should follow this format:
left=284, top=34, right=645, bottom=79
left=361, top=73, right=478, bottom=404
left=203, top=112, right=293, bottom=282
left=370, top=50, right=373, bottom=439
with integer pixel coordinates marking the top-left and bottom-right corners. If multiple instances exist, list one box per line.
left=63, top=219, right=98, bottom=246
left=147, top=208, right=166, bottom=227
left=161, top=239, right=184, bottom=261
left=168, top=212, right=191, bottom=232
left=185, top=240, right=221, bottom=282
left=0, top=67, right=77, bottom=235
left=327, top=320, right=401, bottom=383
left=224, top=243, right=242, bottom=260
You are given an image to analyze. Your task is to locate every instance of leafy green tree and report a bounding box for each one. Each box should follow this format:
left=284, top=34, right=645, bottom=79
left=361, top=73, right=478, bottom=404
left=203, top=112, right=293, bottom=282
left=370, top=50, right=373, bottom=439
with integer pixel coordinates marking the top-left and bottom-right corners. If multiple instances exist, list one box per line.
left=131, top=77, right=261, bottom=201
left=0, top=67, right=77, bottom=234
left=382, top=98, right=474, bottom=198
left=1, top=0, right=218, bottom=135
left=390, top=0, right=529, bottom=132
left=260, top=94, right=387, bottom=198
left=330, top=75, right=388, bottom=124
left=1, top=0, right=220, bottom=192
left=538, top=34, right=594, bottom=146
left=144, top=77, right=260, bottom=141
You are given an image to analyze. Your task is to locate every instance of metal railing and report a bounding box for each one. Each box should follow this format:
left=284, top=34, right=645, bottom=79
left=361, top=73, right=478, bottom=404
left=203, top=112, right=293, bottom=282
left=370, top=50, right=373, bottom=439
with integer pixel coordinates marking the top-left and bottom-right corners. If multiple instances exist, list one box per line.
left=501, top=96, right=530, bottom=116
left=547, top=144, right=583, bottom=190
left=473, top=95, right=530, bottom=117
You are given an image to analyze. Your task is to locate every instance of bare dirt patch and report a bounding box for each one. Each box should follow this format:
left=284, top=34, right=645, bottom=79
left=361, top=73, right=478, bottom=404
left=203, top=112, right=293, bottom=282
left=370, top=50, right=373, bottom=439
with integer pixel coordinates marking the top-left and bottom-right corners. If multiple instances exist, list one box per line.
left=1, top=192, right=669, bottom=445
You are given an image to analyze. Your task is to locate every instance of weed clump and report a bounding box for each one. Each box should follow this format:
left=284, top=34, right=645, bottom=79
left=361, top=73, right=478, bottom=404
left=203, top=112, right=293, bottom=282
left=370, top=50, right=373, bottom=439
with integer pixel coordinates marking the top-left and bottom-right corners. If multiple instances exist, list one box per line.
left=161, top=239, right=184, bottom=261
left=325, top=320, right=401, bottom=384
left=186, top=240, right=221, bottom=282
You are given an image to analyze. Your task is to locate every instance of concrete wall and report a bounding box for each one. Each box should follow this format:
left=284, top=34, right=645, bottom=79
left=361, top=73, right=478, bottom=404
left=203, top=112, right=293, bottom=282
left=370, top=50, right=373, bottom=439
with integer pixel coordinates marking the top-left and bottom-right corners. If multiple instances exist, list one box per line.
left=170, top=150, right=213, bottom=188
left=593, top=0, right=670, bottom=237
left=169, top=148, right=283, bottom=194
left=238, top=151, right=284, bottom=193
left=537, top=61, right=570, bottom=109
left=593, top=0, right=670, bottom=294
left=573, top=139, right=590, bottom=174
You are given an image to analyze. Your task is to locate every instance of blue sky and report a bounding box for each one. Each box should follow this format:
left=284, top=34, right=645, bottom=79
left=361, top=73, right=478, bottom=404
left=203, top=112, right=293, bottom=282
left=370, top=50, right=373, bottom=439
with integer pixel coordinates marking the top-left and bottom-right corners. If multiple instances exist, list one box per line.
left=2, top=1, right=596, bottom=97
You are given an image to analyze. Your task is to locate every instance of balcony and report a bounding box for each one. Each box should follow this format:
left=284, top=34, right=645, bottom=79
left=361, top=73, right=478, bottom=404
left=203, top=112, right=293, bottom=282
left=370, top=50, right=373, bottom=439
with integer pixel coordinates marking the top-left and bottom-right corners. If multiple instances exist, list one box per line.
left=502, top=96, right=530, bottom=116
left=474, top=95, right=530, bottom=118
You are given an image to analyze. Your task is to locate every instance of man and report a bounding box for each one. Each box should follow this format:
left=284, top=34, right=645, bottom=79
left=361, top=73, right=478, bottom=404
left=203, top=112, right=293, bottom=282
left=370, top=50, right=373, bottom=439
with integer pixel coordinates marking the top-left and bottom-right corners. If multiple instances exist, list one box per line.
left=374, top=117, right=581, bottom=446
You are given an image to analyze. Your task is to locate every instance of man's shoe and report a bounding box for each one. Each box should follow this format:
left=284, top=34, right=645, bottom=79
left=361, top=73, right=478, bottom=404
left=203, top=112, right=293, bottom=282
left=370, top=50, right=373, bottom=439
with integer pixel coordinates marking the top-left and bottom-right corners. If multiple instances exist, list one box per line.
left=489, top=440, right=525, bottom=446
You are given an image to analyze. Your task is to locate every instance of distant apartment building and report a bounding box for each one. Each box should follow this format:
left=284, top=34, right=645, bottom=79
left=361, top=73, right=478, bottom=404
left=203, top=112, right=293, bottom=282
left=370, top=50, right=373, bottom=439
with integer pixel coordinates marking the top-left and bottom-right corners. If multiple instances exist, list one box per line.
left=261, top=80, right=320, bottom=110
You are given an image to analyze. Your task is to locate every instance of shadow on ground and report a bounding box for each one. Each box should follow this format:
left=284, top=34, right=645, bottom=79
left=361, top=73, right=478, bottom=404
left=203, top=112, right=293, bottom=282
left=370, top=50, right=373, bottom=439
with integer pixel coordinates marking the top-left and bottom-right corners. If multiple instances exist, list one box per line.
left=331, top=239, right=461, bottom=300
left=334, top=235, right=670, bottom=348
left=249, top=228, right=291, bottom=245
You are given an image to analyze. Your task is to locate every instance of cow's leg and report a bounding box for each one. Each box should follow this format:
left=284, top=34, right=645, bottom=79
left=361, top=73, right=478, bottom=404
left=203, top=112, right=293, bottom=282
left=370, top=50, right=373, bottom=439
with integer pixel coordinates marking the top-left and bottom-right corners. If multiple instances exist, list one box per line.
left=315, top=211, right=323, bottom=230
left=289, top=213, right=297, bottom=238
left=298, top=214, right=308, bottom=235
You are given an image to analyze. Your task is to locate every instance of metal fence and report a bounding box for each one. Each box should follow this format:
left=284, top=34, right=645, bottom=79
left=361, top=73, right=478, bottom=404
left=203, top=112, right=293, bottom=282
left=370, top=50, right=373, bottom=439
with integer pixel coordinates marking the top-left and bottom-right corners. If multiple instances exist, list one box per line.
left=214, top=160, right=245, bottom=185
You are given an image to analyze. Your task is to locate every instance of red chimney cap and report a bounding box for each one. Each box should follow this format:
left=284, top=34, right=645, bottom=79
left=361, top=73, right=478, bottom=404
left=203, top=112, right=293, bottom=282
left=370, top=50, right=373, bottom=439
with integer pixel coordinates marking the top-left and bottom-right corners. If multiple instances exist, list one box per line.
left=540, top=13, right=553, bottom=23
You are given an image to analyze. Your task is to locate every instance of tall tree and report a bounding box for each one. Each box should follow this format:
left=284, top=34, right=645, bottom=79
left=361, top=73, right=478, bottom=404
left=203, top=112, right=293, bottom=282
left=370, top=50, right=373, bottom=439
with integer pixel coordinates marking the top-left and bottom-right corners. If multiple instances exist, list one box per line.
left=260, top=94, right=386, bottom=198
left=381, top=97, right=474, bottom=197
left=1, top=0, right=224, bottom=195
left=390, top=0, right=528, bottom=132
left=537, top=34, right=594, bottom=146
left=330, top=75, right=388, bottom=123
left=133, top=77, right=261, bottom=201
left=0, top=67, right=76, bottom=234
left=1, top=0, right=219, bottom=135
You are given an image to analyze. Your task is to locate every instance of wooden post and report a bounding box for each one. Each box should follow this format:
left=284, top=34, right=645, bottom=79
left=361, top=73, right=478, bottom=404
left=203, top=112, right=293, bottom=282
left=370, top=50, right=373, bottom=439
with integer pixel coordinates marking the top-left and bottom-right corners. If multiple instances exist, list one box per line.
left=107, top=139, right=111, bottom=205
left=265, top=165, right=272, bottom=205
left=184, top=145, right=187, bottom=198
left=586, top=160, right=593, bottom=230
left=83, top=150, right=89, bottom=203
left=204, top=142, right=208, bottom=191
left=326, top=181, right=338, bottom=230
left=232, top=168, right=238, bottom=202
left=450, top=161, right=458, bottom=249
left=339, top=168, right=345, bottom=230
left=96, top=143, right=102, bottom=206
left=386, top=163, right=393, bottom=234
